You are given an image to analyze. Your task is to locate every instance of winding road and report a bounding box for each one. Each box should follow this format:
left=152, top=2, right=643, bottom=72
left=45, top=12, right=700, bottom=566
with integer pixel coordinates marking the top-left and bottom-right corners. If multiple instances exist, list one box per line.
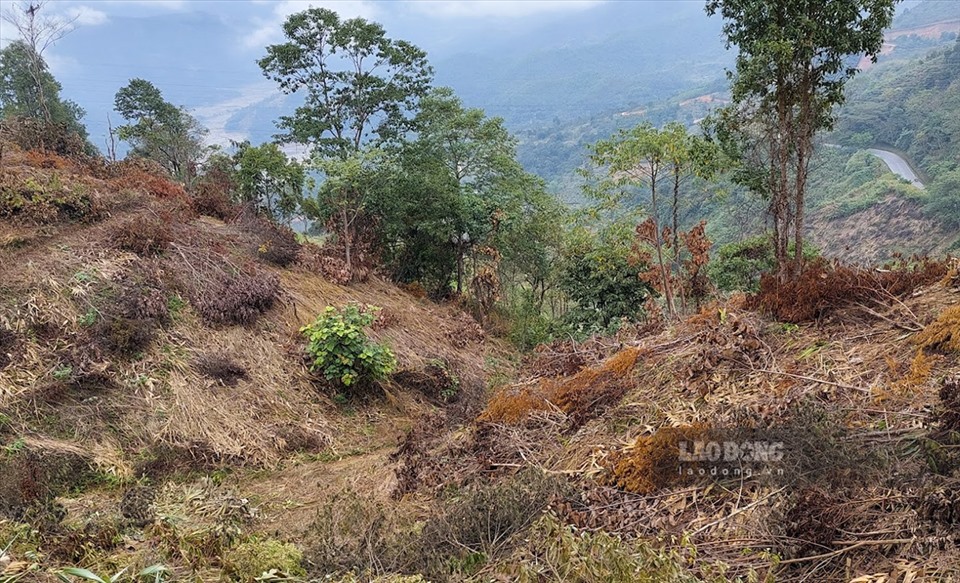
left=866, top=148, right=924, bottom=189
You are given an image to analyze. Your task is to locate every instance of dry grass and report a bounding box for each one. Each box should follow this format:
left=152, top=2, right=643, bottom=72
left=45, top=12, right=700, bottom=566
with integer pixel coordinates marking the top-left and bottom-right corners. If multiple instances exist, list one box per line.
left=480, top=347, right=642, bottom=426
left=915, top=303, right=960, bottom=353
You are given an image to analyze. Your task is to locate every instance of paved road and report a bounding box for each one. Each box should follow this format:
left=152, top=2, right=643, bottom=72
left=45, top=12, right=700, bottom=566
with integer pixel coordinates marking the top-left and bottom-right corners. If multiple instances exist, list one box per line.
left=866, top=148, right=924, bottom=189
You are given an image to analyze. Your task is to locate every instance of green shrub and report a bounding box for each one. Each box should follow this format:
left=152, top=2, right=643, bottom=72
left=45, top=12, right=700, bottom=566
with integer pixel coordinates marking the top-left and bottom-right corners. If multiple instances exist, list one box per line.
left=301, top=304, right=396, bottom=387
left=505, top=290, right=553, bottom=351
left=507, top=515, right=703, bottom=583
left=924, top=167, right=960, bottom=228
left=709, top=235, right=819, bottom=293
left=223, top=538, right=305, bottom=582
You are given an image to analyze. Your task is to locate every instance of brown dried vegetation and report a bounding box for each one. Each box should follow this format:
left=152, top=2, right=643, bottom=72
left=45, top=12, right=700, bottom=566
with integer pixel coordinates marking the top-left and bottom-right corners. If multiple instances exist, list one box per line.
left=481, top=347, right=641, bottom=426
left=194, top=354, right=248, bottom=386
left=749, top=257, right=947, bottom=323
left=601, top=424, right=711, bottom=495
left=915, top=303, right=960, bottom=353
left=109, top=216, right=173, bottom=256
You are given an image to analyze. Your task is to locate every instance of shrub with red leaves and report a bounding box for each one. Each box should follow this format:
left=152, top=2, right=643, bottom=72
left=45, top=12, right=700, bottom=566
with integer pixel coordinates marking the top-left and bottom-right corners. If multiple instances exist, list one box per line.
left=192, top=168, right=239, bottom=220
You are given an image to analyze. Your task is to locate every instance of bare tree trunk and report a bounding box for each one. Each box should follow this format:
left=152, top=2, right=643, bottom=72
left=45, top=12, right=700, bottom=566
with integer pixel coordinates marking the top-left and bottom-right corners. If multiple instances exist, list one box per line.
left=106, top=115, right=118, bottom=162
left=775, top=94, right=792, bottom=283
left=794, top=88, right=815, bottom=274
left=341, top=206, right=353, bottom=277
left=456, top=247, right=464, bottom=294
left=650, top=177, right=677, bottom=319
left=672, top=168, right=688, bottom=315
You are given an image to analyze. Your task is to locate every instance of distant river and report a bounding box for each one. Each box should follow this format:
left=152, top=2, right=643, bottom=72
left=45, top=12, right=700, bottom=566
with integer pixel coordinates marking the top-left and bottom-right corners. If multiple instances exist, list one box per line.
left=866, top=148, right=925, bottom=189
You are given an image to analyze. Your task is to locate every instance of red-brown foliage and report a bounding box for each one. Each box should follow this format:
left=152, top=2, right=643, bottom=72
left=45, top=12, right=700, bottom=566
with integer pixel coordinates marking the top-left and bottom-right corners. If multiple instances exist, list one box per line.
left=748, top=257, right=948, bottom=323
left=782, top=488, right=845, bottom=559
left=480, top=347, right=642, bottom=427
left=297, top=243, right=352, bottom=284
left=602, top=423, right=711, bottom=494
left=192, top=167, right=239, bottom=220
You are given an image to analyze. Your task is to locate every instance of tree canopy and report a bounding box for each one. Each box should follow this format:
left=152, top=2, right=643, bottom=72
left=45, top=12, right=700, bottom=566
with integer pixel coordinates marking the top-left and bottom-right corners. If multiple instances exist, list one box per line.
left=705, top=0, right=896, bottom=280
left=233, top=141, right=307, bottom=223
left=258, top=7, right=434, bottom=160
left=114, top=78, right=208, bottom=183
left=0, top=40, right=89, bottom=145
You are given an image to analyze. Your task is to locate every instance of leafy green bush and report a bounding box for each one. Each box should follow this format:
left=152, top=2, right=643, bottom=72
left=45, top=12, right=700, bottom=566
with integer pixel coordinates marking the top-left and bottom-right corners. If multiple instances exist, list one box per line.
left=301, top=305, right=397, bottom=387
left=924, top=167, right=960, bottom=228
left=556, top=231, right=652, bottom=338
left=508, top=515, right=704, bottom=583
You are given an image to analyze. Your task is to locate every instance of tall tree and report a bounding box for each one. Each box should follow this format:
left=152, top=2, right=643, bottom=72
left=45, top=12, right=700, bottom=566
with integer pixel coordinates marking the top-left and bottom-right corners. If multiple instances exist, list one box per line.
left=1, top=0, right=76, bottom=124
left=588, top=123, right=677, bottom=317
left=705, top=0, right=896, bottom=280
left=114, top=78, right=207, bottom=183
left=410, top=87, right=530, bottom=294
left=258, top=7, right=433, bottom=160
left=586, top=123, right=719, bottom=318
left=0, top=40, right=89, bottom=144
left=233, top=141, right=306, bottom=223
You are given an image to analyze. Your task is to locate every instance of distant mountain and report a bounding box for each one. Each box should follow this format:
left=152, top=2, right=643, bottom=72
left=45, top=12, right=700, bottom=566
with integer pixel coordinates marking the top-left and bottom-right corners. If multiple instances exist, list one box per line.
left=432, top=2, right=730, bottom=128
left=894, top=0, right=960, bottom=29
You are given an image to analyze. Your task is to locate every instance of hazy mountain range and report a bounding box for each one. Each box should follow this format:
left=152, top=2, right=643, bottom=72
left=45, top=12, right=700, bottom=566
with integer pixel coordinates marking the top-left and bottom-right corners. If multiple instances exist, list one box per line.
left=1, top=0, right=951, bottom=170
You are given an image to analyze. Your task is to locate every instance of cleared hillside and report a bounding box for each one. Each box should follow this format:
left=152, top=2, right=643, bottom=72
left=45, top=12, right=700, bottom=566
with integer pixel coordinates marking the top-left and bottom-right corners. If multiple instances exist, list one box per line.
left=3, top=141, right=960, bottom=582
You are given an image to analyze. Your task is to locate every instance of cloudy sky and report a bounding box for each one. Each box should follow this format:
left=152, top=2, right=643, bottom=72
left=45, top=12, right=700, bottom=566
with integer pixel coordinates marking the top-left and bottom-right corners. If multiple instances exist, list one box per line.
left=0, top=0, right=630, bottom=148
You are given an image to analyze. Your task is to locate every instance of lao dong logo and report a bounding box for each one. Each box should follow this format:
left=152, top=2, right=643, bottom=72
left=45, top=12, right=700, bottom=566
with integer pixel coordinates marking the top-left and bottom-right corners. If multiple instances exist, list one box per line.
left=675, top=437, right=786, bottom=480
left=678, top=440, right=784, bottom=463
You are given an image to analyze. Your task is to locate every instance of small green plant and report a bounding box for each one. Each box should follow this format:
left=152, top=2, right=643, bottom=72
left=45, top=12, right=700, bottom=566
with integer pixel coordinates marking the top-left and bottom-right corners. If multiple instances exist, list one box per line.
left=56, top=565, right=168, bottom=583
left=300, top=304, right=396, bottom=387
left=72, top=270, right=96, bottom=284
left=78, top=309, right=98, bottom=327
left=3, top=436, right=26, bottom=456
left=166, top=294, right=186, bottom=320
left=52, top=365, right=73, bottom=381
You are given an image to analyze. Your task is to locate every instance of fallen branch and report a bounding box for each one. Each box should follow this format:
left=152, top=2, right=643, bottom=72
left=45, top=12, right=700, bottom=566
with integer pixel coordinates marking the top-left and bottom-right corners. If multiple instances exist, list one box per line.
left=777, top=537, right=915, bottom=566
left=854, top=302, right=922, bottom=332
left=755, top=368, right=871, bottom=394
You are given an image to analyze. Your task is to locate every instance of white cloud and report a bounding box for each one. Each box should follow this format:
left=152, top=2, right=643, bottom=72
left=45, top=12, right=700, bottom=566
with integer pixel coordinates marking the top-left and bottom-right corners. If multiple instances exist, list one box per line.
left=98, top=0, right=187, bottom=9
left=67, top=5, right=109, bottom=26
left=243, top=1, right=379, bottom=50
left=404, top=0, right=606, bottom=18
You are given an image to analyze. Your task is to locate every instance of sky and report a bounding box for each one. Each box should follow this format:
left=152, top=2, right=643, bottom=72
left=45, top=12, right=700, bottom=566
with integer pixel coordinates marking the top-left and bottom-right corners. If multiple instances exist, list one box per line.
left=0, top=0, right=931, bottom=153
left=0, top=0, right=623, bottom=149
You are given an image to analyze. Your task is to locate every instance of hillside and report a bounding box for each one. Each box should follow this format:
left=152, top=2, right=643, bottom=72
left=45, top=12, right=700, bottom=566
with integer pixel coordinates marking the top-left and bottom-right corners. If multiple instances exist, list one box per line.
left=3, top=141, right=960, bottom=582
